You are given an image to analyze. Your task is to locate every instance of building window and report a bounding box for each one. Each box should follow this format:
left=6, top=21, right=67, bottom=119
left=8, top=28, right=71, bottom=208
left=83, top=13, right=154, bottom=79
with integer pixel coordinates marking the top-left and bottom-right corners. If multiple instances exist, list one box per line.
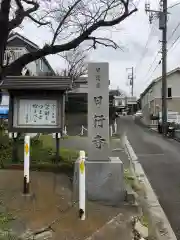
left=167, top=87, right=172, bottom=98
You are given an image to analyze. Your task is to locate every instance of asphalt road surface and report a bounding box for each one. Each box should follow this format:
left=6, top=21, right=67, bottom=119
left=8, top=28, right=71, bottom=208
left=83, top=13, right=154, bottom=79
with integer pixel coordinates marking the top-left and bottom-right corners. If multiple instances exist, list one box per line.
left=118, top=116, right=180, bottom=239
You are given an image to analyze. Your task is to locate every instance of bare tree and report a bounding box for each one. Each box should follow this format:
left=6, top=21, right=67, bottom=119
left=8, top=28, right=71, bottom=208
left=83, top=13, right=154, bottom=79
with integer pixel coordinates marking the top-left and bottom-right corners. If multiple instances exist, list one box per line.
left=0, top=0, right=138, bottom=77
left=59, top=47, right=88, bottom=80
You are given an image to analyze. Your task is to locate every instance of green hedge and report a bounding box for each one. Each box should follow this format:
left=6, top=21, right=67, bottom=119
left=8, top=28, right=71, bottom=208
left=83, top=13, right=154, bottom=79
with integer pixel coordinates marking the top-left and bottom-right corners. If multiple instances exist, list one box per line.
left=0, top=133, right=78, bottom=169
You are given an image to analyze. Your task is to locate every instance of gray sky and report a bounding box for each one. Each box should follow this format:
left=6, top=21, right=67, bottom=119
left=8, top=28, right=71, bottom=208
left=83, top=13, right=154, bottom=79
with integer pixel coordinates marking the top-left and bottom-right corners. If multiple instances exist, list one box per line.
left=16, top=0, right=180, bottom=97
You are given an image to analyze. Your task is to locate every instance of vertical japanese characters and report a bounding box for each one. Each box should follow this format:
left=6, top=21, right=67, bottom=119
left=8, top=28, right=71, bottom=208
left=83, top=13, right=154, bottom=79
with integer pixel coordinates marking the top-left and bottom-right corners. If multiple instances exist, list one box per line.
left=92, top=67, right=107, bottom=149
left=23, top=100, right=57, bottom=125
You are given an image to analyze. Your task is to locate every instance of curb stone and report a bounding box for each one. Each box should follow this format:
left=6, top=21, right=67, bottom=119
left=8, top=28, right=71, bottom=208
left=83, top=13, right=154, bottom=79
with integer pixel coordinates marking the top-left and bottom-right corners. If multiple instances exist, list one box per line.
left=122, top=134, right=177, bottom=240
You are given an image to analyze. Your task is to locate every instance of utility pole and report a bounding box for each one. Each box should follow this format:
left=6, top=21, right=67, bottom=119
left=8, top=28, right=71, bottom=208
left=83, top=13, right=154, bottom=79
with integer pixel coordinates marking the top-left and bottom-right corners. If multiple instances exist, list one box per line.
left=161, top=0, right=167, bottom=136
left=126, top=67, right=134, bottom=96
left=145, top=0, right=167, bottom=136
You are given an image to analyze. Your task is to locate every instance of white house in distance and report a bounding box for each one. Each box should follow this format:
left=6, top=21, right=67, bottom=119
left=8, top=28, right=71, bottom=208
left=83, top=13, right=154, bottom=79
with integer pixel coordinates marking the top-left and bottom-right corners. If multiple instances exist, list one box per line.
left=114, top=95, right=126, bottom=109
left=140, top=67, right=180, bottom=125
left=114, top=95, right=137, bottom=113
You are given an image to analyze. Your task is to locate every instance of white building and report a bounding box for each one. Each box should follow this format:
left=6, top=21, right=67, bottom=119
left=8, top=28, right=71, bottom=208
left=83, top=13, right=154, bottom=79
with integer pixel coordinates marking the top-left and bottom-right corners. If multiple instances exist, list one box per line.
left=114, top=96, right=126, bottom=108
left=140, top=67, right=180, bottom=125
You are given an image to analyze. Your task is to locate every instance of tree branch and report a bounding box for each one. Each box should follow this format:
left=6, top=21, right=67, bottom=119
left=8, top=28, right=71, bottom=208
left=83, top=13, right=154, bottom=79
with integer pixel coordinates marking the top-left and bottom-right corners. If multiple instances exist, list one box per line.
left=87, top=36, right=120, bottom=49
left=8, top=0, right=49, bottom=31
left=15, top=0, right=23, bottom=9
left=51, top=0, right=82, bottom=46
left=5, top=4, right=137, bottom=75
left=9, top=0, right=38, bottom=30
left=63, top=48, right=88, bottom=78
left=27, top=14, right=50, bottom=26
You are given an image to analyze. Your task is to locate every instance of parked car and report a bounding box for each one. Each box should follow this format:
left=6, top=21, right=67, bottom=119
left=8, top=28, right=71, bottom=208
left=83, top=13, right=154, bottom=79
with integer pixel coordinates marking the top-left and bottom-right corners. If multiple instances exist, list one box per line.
left=134, top=110, right=143, bottom=117
left=133, top=110, right=143, bottom=121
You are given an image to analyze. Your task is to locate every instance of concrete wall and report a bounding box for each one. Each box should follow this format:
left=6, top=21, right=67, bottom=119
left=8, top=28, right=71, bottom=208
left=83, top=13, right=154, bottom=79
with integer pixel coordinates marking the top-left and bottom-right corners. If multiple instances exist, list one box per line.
left=142, top=102, right=151, bottom=125
left=154, top=98, right=180, bottom=113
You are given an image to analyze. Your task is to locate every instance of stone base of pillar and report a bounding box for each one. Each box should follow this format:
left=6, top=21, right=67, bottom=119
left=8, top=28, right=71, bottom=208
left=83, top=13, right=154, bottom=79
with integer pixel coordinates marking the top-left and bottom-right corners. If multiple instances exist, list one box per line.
left=73, top=157, right=125, bottom=206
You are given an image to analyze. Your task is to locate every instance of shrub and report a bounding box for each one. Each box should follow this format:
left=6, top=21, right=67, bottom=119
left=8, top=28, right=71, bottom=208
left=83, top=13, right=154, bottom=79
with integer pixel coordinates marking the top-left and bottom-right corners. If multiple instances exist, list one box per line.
left=0, top=134, right=12, bottom=167
left=0, top=133, right=78, bottom=168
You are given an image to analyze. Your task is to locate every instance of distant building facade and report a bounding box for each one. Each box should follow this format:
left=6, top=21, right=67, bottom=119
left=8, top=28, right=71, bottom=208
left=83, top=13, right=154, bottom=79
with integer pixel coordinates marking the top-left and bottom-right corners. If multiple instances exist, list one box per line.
left=140, top=67, right=180, bottom=125
left=114, top=95, right=137, bottom=113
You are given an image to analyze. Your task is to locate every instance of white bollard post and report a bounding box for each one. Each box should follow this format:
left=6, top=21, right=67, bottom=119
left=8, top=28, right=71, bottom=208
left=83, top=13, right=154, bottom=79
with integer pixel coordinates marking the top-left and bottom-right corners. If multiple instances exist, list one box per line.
left=110, top=125, right=113, bottom=137
left=79, top=150, right=86, bottom=220
left=9, top=132, right=17, bottom=139
left=14, top=132, right=18, bottom=138
left=64, top=126, right=67, bottom=136
left=8, top=132, right=12, bottom=139
left=24, top=135, right=30, bottom=194
left=80, top=125, right=84, bottom=136
left=114, top=119, right=117, bottom=134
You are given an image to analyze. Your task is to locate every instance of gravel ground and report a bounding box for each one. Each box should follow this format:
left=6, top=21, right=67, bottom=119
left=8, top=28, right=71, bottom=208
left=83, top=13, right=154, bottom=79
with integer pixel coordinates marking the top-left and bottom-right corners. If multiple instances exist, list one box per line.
left=0, top=170, right=137, bottom=240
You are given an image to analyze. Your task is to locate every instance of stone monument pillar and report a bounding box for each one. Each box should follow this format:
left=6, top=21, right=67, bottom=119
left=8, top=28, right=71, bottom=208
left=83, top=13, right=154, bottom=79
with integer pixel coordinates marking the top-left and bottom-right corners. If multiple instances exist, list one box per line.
left=73, top=62, right=124, bottom=206
left=87, top=62, right=109, bottom=161
left=86, top=62, right=125, bottom=205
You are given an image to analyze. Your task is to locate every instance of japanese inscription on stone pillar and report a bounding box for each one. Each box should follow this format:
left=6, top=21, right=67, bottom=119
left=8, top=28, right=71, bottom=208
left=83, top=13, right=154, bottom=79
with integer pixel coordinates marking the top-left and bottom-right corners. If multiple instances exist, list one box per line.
left=88, top=62, right=109, bottom=161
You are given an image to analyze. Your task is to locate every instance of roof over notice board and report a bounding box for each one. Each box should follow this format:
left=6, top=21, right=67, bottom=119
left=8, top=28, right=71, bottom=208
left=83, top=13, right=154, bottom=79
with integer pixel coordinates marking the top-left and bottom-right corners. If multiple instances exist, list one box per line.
left=0, top=76, right=72, bottom=91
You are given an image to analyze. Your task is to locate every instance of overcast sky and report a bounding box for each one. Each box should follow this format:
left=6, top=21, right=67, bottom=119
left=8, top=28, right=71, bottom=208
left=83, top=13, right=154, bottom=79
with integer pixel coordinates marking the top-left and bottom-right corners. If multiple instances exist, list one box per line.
left=16, top=0, right=180, bottom=97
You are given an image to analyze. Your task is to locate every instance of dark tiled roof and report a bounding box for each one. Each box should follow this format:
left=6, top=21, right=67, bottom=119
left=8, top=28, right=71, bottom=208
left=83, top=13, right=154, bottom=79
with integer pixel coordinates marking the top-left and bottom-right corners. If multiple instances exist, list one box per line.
left=0, top=76, right=72, bottom=91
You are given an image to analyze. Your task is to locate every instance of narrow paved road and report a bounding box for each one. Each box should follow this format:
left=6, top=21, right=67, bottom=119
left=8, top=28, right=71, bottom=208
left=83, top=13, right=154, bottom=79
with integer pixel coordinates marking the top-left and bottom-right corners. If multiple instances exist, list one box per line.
left=118, top=116, right=180, bottom=239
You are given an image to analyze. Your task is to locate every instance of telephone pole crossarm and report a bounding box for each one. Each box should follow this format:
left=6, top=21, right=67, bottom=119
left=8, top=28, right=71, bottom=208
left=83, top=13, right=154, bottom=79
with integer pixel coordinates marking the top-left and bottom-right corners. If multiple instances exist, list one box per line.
left=145, top=3, right=160, bottom=23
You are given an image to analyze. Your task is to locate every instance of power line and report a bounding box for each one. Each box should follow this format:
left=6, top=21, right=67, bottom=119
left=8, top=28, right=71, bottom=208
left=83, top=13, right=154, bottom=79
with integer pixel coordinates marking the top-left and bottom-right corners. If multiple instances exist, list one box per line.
left=167, top=19, right=180, bottom=43
left=142, top=2, right=180, bottom=84
left=168, top=34, right=180, bottom=52
left=139, top=1, right=162, bottom=87
left=143, top=51, right=160, bottom=78
left=140, top=56, right=161, bottom=89
left=145, top=0, right=167, bottom=135
left=140, top=29, right=180, bottom=91
left=145, top=60, right=161, bottom=84
left=145, top=32, right=180, bottom=83
left=135, top=24, right=155, bottom=73
left=168, top=2, right=180, bottom=9
left=166, top=19, right=180, bottom=52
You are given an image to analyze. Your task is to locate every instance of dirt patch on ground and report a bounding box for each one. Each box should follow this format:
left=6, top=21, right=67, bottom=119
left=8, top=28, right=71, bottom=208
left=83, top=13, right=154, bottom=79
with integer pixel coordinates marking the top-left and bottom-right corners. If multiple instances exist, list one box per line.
left=0, top=170, right=137, bottom=239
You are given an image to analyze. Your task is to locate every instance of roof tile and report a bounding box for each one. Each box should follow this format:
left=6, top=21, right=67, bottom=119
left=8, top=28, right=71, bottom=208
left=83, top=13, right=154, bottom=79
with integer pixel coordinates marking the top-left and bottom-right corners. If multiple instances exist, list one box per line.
left=0, top=76, right=72, bottom=91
